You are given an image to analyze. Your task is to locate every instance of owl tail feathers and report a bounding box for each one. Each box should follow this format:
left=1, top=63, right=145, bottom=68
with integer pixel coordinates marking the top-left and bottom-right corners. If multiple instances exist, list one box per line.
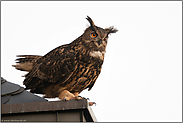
left=12, top=55, right=42, bottom=72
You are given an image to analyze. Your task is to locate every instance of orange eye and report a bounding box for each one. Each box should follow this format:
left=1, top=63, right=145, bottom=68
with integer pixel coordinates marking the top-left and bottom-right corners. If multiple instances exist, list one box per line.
left=91, top=32, right=98, bottom=38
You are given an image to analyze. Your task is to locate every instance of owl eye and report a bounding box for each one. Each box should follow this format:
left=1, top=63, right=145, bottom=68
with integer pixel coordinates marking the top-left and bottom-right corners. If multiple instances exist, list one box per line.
left=91, top=32, right=98, bottom=38
left=104, top=36, right=108, bottom=42
left=104, top=37, right=107, bottom=41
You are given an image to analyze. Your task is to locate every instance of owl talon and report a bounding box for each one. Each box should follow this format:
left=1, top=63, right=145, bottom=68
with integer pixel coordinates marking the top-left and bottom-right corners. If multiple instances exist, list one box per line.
left=76, top=96, right=82, bottom=100
left=83, top=97, right=90, bottom=101
left=63, top=97, right=67, bottom=101
left=78, top=96, right=90, bottom=101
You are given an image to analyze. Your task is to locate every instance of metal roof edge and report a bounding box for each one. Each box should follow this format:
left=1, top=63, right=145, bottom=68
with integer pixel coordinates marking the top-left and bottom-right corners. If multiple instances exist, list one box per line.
left=1, top=99, right=88, bottom=114
left=87, top=106, right=97, bottom=122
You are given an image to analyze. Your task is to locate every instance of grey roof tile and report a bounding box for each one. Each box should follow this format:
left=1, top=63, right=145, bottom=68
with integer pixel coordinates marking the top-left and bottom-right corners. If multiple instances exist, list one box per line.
left=1, top=77, right=47, bottom=104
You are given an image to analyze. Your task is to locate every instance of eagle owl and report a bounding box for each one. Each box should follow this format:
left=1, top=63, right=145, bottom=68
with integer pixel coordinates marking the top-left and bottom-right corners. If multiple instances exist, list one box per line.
left=13, top=16, right=118, bottom=101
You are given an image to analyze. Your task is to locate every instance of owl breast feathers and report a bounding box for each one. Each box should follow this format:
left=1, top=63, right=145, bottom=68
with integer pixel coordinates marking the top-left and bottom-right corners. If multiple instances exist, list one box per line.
left=12, top=16, right=118, bottom=100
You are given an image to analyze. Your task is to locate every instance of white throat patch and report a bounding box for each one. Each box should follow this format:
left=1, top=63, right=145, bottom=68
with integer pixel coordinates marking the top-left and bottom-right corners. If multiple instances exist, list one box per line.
left=90, top=51, right=105, bottom=59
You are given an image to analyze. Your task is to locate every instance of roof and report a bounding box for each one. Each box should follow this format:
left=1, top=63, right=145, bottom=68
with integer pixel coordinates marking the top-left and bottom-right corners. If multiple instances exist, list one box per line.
left=1, top=77, right=97, bottom=122
left=1, top=99, right=97, bottom=122
left=1, top=77, right=47, bottom=104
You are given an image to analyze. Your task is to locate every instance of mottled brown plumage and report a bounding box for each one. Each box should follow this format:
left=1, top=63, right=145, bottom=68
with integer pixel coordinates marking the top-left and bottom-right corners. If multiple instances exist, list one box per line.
left=12, top=16, right=118, bottom=100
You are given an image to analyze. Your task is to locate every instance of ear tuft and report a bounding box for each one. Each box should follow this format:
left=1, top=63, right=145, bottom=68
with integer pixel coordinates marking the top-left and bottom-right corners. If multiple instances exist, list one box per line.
left=86, top=16, right=95, bottom=28
left=105, top=26, right=118, bottom=34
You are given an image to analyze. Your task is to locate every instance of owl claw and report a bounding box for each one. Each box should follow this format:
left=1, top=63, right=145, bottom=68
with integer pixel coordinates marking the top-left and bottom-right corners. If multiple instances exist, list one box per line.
left=75, top=96, right=82, bottom=100
left=63, top=97, right=67, bottom=101
left=78, top=96, right=90, bottom=101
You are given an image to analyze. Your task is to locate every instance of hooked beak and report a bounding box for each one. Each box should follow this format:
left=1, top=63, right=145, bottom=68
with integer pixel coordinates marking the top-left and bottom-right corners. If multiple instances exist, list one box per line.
left=97, top=39, right=102, bottom=46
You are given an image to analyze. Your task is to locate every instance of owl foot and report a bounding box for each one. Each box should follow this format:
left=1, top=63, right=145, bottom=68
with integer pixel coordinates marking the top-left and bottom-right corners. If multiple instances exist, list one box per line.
left=75, top=96, right=83, bottom=100
left=73, top=92, right=83, bottom=100
left=59, top=90, right=80, bottom=101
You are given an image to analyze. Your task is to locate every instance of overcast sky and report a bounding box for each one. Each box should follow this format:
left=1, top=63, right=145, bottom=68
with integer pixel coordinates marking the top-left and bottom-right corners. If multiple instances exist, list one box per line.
left=1, top=1, right=182, bottom=122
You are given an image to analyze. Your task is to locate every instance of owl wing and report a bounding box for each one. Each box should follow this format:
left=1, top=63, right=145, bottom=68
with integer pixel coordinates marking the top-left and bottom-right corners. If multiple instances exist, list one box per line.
left=87, top=72, right=100, bottom=91
left=23, top=45, right=77, bottom=89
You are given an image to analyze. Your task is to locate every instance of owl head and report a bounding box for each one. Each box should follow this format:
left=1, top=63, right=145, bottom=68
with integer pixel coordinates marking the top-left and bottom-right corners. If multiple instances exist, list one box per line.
left=81, top=16, right=118, bottom=52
